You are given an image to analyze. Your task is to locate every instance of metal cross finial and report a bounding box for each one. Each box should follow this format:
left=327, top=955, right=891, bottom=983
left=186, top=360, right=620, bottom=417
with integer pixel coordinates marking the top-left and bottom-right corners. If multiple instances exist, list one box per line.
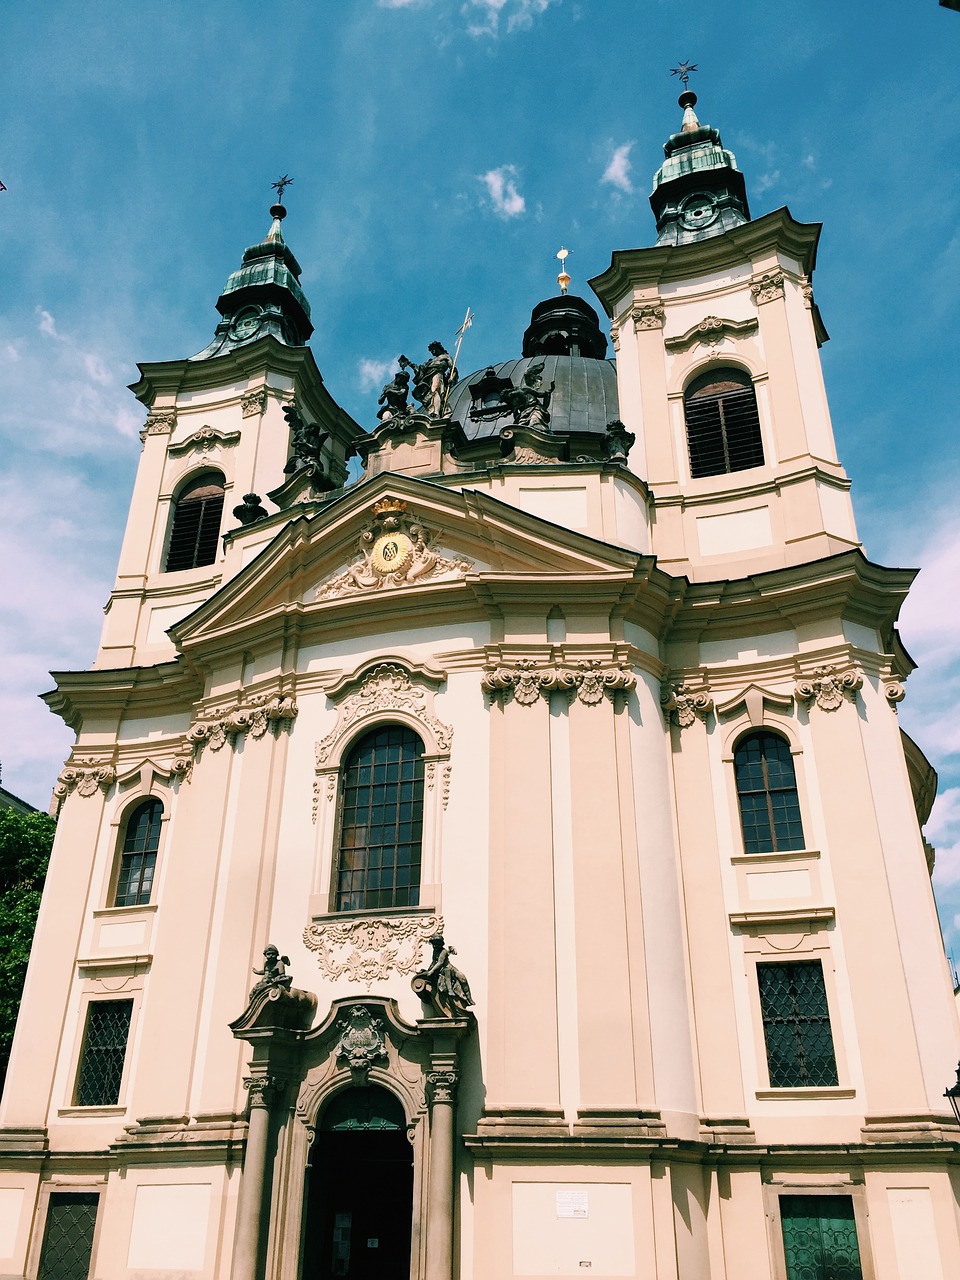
left=271, top=174, right=294, bottom=203
left=670, top=61, right=698, bottom=88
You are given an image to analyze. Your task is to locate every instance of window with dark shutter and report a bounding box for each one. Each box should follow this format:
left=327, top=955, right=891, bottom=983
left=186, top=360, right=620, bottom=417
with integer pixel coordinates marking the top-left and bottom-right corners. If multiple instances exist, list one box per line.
left=734, top=730, right=805, bottom=854
left=164, top=472, right=224, bottom=572
left=114, top=799, right=162, bottom=907
left=334, top=725, right=425, bottom=912
left=757, top=960, right=839, bottom=1088
left=74, top=1000, right=133, bottom=1106
left=684, top=369, right=764, bottom=478
left=37, top=1194, right=100, bottom=1280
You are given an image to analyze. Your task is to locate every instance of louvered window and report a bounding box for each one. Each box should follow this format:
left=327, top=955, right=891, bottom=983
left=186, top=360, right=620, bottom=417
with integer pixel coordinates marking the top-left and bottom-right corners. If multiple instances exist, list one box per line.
left=684, top=370, right=764, bottom=478
left=334, top=726, right=424, bottom=912
left=74, top=1000, right=132, bottom=1106
left=734, top=731, right=805, bottom=853
left=114, top=799, right=162, bottom=907
left=37, top=1194, right=99, bottom=1280
left=164, top=473, right=224, bottom=571
left=758, top=961, right=839, bottom=1088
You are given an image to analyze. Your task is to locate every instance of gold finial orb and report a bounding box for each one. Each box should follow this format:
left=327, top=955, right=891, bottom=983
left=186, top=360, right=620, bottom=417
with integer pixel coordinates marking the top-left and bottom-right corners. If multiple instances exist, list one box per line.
left=556, top=246, right=571, bottom=296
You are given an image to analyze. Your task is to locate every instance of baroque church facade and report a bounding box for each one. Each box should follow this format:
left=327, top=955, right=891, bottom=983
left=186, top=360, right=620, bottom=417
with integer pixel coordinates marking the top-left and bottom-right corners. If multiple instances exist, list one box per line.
left=1, top=88, right=958, bottom=1280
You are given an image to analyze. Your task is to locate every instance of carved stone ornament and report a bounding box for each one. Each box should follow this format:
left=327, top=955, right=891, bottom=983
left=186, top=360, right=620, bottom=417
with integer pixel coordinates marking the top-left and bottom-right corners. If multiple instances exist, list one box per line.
left=315, top=664, right=453, bottom=767
left=244, top=1076, right=288, bottom=1110
left=168, top=424, right=241, bottom=458
left=187, top=691, right=298, bottom=754
left=241, top=388, right=267, bottom=418
left=482, top=659, right=636, bottom=708
left=426, top=1070, right=458, bottom=1105
left=794, top=665, right=863, bottom=712
left=336, top=1005, right=389, bottom=1082
left=632, top=304, right=666, bottom=331
left=303, top=914, right=444, bottom=989
left=316, top=499, right=471, bottom=601
left=664, top=315, right=759, bottom=352
left=884, top=680, right=906, bottom=708
left=139, top=410, right=176, bottom=442
left=750, top=271, right=785, bottom=305
left=53, top=758, right=117, bottom=802
left=661, top=681, right=714, bottom=728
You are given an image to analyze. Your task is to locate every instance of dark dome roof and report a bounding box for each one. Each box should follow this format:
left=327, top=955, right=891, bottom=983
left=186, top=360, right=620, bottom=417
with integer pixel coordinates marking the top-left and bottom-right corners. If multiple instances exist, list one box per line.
left=446, top=354, right=619, bottom=441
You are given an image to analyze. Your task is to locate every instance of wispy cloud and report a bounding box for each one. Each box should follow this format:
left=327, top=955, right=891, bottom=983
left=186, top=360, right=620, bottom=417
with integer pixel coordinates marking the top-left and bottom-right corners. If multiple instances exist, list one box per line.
left=466, top=0, right=557, bottom=37
left=358, top=357, right=397, bottom=393
left=602, top=142, right=635, bottom=194
left=754, top=170, right=781, bottom=195
left=478, top=165, right=526, bottom=218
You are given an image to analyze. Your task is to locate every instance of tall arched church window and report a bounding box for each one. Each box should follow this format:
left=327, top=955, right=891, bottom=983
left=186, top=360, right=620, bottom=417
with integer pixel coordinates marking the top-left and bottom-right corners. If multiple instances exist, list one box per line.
left=684, top=369, right=764, bottom=478
left=334, top=725, right=425, bottom=912
left=164, top=472, right=225, bottom=571
left=734, top=731, right=805, bottom=854
left=114, top=799, right=162, bottom=906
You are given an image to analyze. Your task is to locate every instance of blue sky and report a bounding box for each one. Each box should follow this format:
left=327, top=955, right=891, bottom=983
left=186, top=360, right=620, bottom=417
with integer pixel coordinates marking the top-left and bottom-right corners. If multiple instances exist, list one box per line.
left=2, top=1, right=959, bottom=946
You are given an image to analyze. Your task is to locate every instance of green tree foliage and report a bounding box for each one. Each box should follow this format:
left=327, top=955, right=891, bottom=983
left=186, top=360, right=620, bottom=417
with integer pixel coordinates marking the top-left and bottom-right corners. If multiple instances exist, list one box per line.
left=0, top=809, right=55, bottom=1091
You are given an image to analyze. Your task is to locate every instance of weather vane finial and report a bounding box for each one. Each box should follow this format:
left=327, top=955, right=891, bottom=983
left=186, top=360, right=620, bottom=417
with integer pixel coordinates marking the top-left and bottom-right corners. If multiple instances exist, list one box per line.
left=556, top=246, right=571, bottom=296
left=670, top=61, right=698, bottom=89
left=271, top=174, right=294, bottom=205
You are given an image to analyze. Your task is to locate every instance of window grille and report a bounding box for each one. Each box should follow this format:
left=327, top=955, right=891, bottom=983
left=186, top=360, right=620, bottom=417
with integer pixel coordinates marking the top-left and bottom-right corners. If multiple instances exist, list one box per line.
left=164, top=473, right=224, bottom=571
left=734, top=731, right=805, bottom=853
left=74, top=1000, right=132, bottom=1106
left=684, top=371, right=764, bottom=478
left=334, top=725, right=425, bottom=912
left=114, top=799, right=162, bottom=907
left=780, top=1195, right=863, bottom=1280
left=37, top=1194, right=99, bottom=1280
left=757, top=961, right=838, bottom=1088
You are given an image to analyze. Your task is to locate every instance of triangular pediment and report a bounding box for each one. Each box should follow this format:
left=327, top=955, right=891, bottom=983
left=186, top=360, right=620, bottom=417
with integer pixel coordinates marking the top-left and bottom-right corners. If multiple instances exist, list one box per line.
left=170, top=474, right=647, bottom=651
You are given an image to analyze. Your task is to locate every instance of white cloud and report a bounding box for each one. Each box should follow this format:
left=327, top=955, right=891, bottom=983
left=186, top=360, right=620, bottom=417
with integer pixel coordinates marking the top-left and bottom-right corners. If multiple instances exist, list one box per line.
left=466, top=0, right=556, bottom=37
left=358, top=357, right=397, bottom=393
left=37, top=307, right=62, bottom=340
left=479, top=165, right=526, bottom=219
left=754, top=170, right=781, bottom=195
left=378, top=0, right=425, bottom=7
left=602, top=142, right=635, bottom=194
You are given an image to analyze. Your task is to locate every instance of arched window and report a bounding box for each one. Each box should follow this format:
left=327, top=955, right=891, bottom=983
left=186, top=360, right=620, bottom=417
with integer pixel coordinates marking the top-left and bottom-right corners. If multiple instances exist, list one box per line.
left=114, top=799, right=162, bottom=906
left=164, top=472, right=225, bottom=572
left=734, top=731, right=805, bottom=854
left=334, top=725, right=425, bottom=912
left=684, top=369, right=764, bottom=478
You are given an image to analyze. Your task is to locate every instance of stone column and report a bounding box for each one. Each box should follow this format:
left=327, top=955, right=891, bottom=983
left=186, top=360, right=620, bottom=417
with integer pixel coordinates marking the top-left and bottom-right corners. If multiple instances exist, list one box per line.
left=232, top=1076, right=284, bottom=1280
left=425, top=1069, right=458, bottom=1280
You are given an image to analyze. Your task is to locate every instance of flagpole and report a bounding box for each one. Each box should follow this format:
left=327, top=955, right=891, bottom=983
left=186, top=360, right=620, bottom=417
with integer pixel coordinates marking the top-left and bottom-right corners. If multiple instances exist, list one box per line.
left=441, top=307, right=474, bottom=415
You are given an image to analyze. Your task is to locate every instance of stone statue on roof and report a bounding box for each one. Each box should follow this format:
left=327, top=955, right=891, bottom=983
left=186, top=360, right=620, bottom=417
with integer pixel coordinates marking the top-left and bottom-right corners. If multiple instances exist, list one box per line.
left=399, top=342, right=459, bottom=417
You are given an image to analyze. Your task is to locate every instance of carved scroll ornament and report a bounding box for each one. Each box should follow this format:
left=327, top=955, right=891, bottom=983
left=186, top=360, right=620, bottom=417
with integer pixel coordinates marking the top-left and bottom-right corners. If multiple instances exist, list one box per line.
left=241, top=389, right=267, bottom=418
left=168, top=425, right=241, bottom=458
left=794, top=665, right=863, bottom=712
left=303, top=914, right=443, bottom=989
left=884, top=680, right=906, bottom=708
left=139, top=410, right=176, bottom=442
left=336, top=1006, right=389, bottom=1082
left=53, top=759, right=117, bottom=802
left=481, top=659, right=636, bottom=707
left=632, top=304, right=665, bottom=331
left=315, top=664, right=452, bottom=766
left=188, top=691, right=298, bottom=754
left=661, top=681, right=714, bottom=728
left=750, top=271, right=785, bottom=305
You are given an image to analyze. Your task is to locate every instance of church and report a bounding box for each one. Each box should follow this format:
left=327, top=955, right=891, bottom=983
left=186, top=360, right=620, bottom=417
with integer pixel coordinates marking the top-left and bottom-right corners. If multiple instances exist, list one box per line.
left=0, top=83, right=957, bottom=1280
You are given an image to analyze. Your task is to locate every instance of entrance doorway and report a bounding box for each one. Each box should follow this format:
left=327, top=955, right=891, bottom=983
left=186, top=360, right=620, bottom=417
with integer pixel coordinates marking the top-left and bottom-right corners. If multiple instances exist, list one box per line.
left=302, top=1086, right=414, bottom=1280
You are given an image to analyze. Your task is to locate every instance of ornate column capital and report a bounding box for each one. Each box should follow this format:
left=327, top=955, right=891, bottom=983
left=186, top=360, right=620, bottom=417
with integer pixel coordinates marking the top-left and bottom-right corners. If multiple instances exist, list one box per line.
left=750, top=271, right=785, bottom=305
left=139, top=409, right=177, bottom=443
left=243, top=1075, right=289, bottom=1110
left=426, top=1070, right=459, bottom=1106
left=631, top=302, right=666, bottom=331
left=794, top=665, right=863, bottom=712
left=481, top=659, right=635, bottom=708
left=884, top=680, right=906, bottom=709
left=661, top=680, right=713, bottom=728
left=241, top=388, right=267, bottom=418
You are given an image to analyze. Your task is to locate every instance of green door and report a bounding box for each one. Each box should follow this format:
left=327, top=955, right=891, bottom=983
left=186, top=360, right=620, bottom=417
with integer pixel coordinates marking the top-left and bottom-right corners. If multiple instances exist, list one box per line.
left=780, top=1196, right=863, bottom=1280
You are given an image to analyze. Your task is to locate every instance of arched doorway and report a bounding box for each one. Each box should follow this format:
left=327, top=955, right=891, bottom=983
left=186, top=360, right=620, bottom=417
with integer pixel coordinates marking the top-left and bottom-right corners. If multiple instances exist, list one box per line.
left=302, top=1086, right=414, bottom=1280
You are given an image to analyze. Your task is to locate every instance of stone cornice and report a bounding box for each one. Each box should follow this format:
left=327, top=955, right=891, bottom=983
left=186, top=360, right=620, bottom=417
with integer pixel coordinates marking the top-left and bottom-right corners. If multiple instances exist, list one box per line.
left=43, top=660, right=201, bottom=732
left=664, top=315, right=759, bottom=351
left=588, top=207, right=822, bottom=318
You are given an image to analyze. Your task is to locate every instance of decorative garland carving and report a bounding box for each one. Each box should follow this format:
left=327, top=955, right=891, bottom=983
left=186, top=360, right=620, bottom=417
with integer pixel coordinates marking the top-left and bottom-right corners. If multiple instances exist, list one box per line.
left=315, top=664, right=453, bottom=766
left=336, top=1006, right=389, bottom=1083
left=303, top=914, right=443, bottom=989
left=750, top=271, right=785, bottom=305
left=316, top=499, right=471, bottom=600
left=241, top=389, right=267, bottom=418
left=794, top=665, right=863, bottom=712
left=884, top=680, right=906, bottom=708
left=481, top=659, right=636, bottom=707
left=139, top=410, right=176, bottom=442
left=632, top=304, right=666, bottom=331
left=661, top=681, right=714, bottom=728
left=53, top=759, right=117, bottom=802
left=664, top=314, right=759, bottom=352
left=188, top=692, right=298, bottom=754
left=168, top=425, right=241, bottom=457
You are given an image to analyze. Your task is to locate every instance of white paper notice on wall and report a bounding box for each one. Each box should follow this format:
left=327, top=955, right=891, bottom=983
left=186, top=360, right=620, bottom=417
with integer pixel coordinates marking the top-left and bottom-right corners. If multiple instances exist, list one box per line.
left=556, top=1190, right=589, bottom=1219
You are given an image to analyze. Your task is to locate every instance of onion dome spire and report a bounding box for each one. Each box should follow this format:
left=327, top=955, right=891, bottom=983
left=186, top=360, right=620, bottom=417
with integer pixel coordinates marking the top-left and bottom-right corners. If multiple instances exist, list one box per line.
left=191, top=177, right=313, bottom=361
left=649, top=68, right=750, bottom=247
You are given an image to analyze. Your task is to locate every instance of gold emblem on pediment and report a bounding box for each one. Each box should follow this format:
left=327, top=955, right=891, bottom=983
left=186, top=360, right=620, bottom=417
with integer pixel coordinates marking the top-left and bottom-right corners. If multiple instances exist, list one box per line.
left=316, top=498, right=471, bottom=600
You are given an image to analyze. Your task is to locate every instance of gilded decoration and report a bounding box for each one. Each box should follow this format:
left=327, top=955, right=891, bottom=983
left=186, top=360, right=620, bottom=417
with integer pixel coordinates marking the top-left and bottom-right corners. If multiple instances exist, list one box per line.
left=303, top=914, right=444, bottom=989
left=336, top=1006, right=389, bottom=1082
left=482, top=659, right=636, bottom=707
left=661, top=680, right=714, bottom=728
left=168, top=425, right=241, bottom=457
left=187, top=691, right=298, bottom=754
left=750, top=271, right=785, bottom=305
left=53, top=758, right=117, bottom=802
left=139, top=410, right=176, bottom=442
left=795, top=665, right=863, bottom=712
left=316, top=499, right=471, bottom=600
left=241, top=388, right=267, bottom=417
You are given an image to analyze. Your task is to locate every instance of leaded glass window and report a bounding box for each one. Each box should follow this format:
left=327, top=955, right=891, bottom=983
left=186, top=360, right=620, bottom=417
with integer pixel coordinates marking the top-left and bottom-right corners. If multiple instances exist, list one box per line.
left=780, top=1195, right=863, bottom=1280
left=758, top=961, right=839, bottom=1088
left=684, top=369, right=764, bottom=478
left=334, top=725, right=424, bottom=913
left=164, top=472, right=224, bottom=572
left=37, top=1193, right=99, bottom=1280
left=114, top=799, right=162, bottom=907
left=734, top=731, right=805, bottom=854
left=74, top=1000, right=132, bottom=1106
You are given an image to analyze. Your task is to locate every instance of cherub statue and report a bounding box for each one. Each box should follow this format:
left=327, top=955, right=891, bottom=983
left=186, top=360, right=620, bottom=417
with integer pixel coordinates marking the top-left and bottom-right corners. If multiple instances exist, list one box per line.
left=399, top=342, right=459, bottom=417
left=504, top=360, right=554, bottom=429
left=249, top=944, right=293, bottom=1000
left=377, top=368, right=411, bottom=423
left=416, top=934, right=473, bottom=1016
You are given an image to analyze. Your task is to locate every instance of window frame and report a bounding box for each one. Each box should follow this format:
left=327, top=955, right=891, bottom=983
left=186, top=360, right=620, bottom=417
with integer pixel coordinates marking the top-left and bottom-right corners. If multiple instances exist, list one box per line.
left=162, top=469, right=226, bottom=574
left=72, top=997, right=135, bottom=1109
left=682, top=365, right=766, bottom=479
left=25, top=1183, right=106, bottom=1280
left=111, top=798, right=163, bottom=908
left=755, top=958, right=839, bottom=1090
left=763, top=1182, right=876, bottom=1280
left=733, top=729, right=806, bottom=855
